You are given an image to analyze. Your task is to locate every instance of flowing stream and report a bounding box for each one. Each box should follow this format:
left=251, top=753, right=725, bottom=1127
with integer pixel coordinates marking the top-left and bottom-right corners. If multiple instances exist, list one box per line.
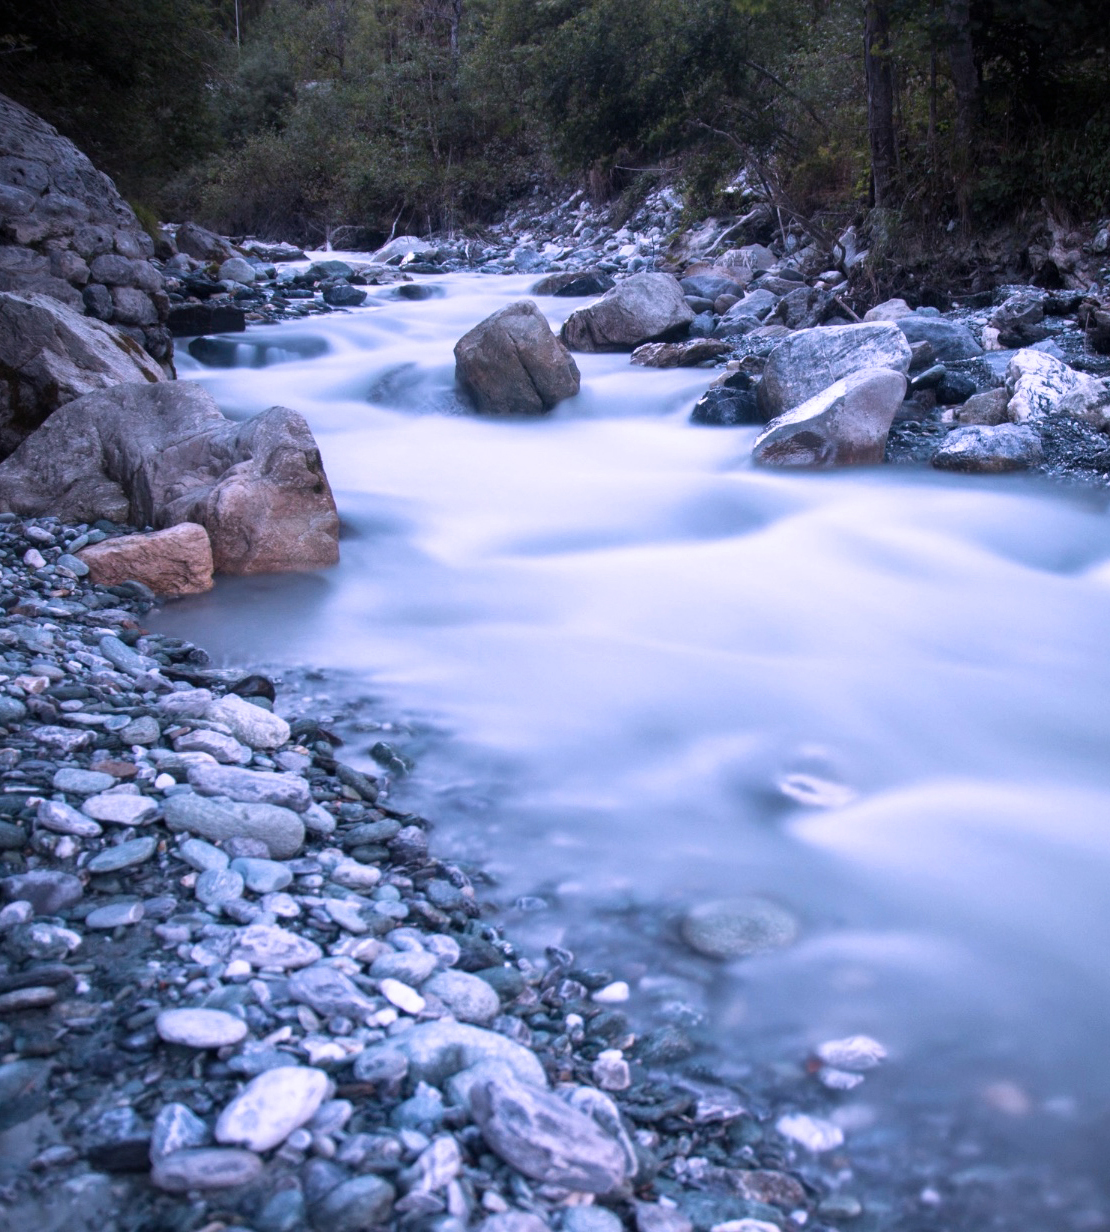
left=156, top=265, right=1110, bottom=1210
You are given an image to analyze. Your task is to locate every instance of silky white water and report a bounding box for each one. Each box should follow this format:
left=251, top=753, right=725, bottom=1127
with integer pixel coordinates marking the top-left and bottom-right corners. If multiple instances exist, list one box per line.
left=158, top=266, right=1110, bottom=1146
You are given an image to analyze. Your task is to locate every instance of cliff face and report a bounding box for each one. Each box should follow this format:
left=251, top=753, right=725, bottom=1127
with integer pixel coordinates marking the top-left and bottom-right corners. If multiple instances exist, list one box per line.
left=0, top=93, right=172, bottom=366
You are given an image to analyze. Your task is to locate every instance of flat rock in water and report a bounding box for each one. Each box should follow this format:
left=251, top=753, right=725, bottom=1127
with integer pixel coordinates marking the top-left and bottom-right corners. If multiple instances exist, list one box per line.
left=931, top=424, right=1043, bottom=473
left=470, top=1073, right=630, bottom=1193
left=151, top=1146, right=262, bottom=1192
left=690, top=387, right=762, bottom=426
left=816, top=1034, right=887, bottom=1070
left=532, top=270, right=615, bottom=297
left=157, top=1007, right=249, bottom=1049
left=681, top=897, right=798, bottom=959
left=215, top=1065, right=330, bottom=1151
left=775, top=1112, right=844, bottom=1153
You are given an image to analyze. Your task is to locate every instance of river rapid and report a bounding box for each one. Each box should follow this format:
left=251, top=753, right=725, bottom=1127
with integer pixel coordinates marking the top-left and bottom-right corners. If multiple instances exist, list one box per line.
left=157, top=264, right=1110, bottom=1215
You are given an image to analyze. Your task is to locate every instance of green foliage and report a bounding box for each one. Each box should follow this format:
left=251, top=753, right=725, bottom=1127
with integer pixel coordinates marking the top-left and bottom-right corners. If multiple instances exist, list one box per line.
left=1, top=0, right=1107, bottom=239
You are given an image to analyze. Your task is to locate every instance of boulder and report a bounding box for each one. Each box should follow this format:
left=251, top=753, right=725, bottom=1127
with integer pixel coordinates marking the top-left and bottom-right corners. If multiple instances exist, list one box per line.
left=895, top=316, right=983, bottom=361
left=0, top=94, right=168, bottom=356
left=955, top=388, right=1010, bottom=426
left=752, top=368, right=907, bottom=468
left=1005, top=348, right=1105, bottom=423
left=990, top=293, right=1048, bottom=348
left=560, top=273, right=694, bottom=352
left=454, top=300, right=580, bottom=416
left=0, top=291, right=164, bottom=458
left=175, top=222, right=236, bottom=263
left=531, top=270, right=614, bottom=297
left=930, top=424, right=1043, bottom=473
left=0, top=381, right=339, bottom=574
left=75, top=523, right=214, bottom=596
left=680, top=275, right=744, bottom=301
left=756, top=323, right=912, bottom=420
left=217, top=257, right=256, bottom=285
left=863, top=298, right=913, bottom=322
left=373, top=236, right=436, bottom=264
left=631, top=338, right=729, bottom=368
left=690, top=386, right=762, bottom=426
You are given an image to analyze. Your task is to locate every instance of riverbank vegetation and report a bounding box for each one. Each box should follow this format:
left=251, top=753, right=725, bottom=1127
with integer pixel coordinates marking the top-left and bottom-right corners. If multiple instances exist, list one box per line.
left=1, top=0, right=1107, bottom=245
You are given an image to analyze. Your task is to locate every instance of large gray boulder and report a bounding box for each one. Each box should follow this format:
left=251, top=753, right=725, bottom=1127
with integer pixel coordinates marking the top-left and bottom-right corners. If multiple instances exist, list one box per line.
left=0, top=291, right=165, bottom=458
left=454, top=300, right=580, bottom=415
left=0, top=381, right=339, bottom=575
left=895, top=315, right=983, bottom=361
left=560, top=272, right=694, bottom=352
left=752, top=368, right=907, bottom=468
left=756, top=323, right=912, bottom=420
left=0, top=93, right=169, bottom=361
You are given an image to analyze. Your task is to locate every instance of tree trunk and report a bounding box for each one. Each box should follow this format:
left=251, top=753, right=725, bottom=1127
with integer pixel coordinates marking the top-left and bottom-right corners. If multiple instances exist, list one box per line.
left=449, top=0, right=463, bottom=64
left=945, top=0, right=977, bottom=145
left=864, top=1, right=897, bottom=207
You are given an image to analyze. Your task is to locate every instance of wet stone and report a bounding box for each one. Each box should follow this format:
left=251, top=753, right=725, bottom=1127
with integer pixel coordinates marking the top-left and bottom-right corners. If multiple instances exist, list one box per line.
left=36, top=798, right=102, bottom=837
left=423, top=969, right=500, bottom=1025
left=1, top=869, right=83, bottom=914
left=681, top=897, right=798, bottom=959
left=157, top=1007, right=249, bottom=1048
left=85, top=900, right=144, bottom=929
left=150, top=1101, right=211, bottom=1158
left=151, top=1146, right=263, bottom=1191
left=215, top=1064, right=331, bottom=1151
left=233, top=923, right=323, bottom=969
left=312, top=1174, right=396, bottom=1232
left=196, top=867, right=245, bottom=905
left=230, top=856, right=292, bottom=893
left=82, top=792, right=158, bottom=826
left=370, top=949, right=438, bottom=986
left=179, top=836, right=229, bottom=872
left=53, top=768, right=115, bottom=794
left=86, top=835, right=158, bottom=872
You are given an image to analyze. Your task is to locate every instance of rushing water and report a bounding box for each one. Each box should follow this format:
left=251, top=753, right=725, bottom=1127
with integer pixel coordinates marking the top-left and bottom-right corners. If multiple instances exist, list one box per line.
left=156, top=263, right=1110, bottom=1213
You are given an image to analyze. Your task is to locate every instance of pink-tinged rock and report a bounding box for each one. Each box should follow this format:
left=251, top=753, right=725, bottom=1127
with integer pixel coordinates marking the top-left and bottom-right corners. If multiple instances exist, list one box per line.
left=77, top=523, right=213, bottom=596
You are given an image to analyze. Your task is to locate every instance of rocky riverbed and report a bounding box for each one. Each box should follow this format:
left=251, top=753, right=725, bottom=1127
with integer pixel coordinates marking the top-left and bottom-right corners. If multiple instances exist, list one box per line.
left=0, top=512, right=911, bottom=1232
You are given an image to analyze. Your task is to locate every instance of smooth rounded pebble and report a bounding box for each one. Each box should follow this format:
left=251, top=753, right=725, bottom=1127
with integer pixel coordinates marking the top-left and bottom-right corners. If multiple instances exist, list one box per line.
left=151, top=1146, right=262, bottom=1192
left=85, top=901, right=144, bottom=929
left=156, top=1008, right=249, bottom=1049
left=380, top=978, right=425, bottom=1015
left=681, top=897, right=798, bottom=959
left=215, top=1065, right=330, bottom=1151
left=81, top=792, right=158, bottom=826
left=423, top=969, right=500, bottom=1025
left=86, top=836, right=158, bottom=873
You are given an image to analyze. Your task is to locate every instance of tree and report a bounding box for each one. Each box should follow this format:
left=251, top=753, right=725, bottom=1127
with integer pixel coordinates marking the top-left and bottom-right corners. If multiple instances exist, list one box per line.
left=864, top=0, right=897, bottom=206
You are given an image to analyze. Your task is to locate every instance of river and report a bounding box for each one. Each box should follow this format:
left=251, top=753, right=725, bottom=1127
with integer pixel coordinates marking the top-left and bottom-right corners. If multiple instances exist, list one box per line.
left=154, top=265, right=1110, bottom=1219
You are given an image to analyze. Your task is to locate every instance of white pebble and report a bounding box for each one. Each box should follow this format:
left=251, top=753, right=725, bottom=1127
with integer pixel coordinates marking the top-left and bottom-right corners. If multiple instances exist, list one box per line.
left=775, top=1113, right=844, bottom=1152
left=815, top=1035, right=887, bottom=1071
left=216, top=1066, right=331, bottom=1151
left=380, top=977, right=425, bottom=1015
left=592, top=980, right=630, bottom=1003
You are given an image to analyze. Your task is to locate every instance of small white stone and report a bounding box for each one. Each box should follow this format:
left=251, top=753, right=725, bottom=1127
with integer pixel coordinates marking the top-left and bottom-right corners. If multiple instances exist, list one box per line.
left=592, top=981, right=630, bottom=1003
left=154, top=773, right=176, bottom=791
left=818, top=1068, right=865, bottom=1091
left=592, top=1049, right=631, bottom=1091
left=216, top=1065, right=331, bottom=1151
left=157, top=1008, right=249, bottom=1049
left=775, top=1113, right=844, bottom=1153
left=380, top=977, right=425, bottom=1015
left=329, top=861, right=382, bottom=890
left=815, top=1035, right=887, bottom=1071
